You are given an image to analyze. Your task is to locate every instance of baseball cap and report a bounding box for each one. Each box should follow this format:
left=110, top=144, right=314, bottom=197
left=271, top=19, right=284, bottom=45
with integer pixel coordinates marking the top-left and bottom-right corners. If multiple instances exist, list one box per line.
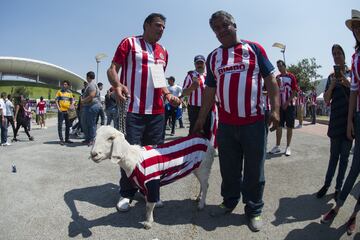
left=194, top=55, right=205, bottom=63
left=166, top=76, right=175, bottom=81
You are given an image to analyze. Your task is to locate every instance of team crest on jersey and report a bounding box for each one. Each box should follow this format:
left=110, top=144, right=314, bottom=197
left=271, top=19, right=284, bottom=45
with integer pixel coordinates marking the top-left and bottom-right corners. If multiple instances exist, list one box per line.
left=242, top=52, right=250, bottom=59
left=159, top=53, right=164, bottom=60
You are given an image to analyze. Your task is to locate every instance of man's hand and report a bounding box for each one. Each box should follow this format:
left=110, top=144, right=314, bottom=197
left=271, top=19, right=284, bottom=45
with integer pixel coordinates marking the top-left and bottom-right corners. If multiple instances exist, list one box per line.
left=269, top=110, right=280, bottom=132
left=114, top=85, right=130, bottom=102
left=166, top=94, right=181, bottom=107
left=192, top=118, right=205, bottom=135
left=190, top=77, right=200, bottom=90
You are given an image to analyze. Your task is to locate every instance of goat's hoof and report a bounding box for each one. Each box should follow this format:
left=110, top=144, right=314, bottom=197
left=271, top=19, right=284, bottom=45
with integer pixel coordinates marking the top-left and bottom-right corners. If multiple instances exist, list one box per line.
left=143, top=222, right=152, bottom=230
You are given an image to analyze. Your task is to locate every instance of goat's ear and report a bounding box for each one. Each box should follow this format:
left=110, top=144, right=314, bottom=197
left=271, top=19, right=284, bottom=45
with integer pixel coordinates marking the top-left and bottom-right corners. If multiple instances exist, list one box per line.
left=110, top=134, right=123, bottom=164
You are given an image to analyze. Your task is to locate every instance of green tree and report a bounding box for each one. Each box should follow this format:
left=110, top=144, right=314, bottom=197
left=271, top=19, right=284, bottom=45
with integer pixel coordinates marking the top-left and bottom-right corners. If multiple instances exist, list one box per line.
left=287, top=58, right=322, bottom=93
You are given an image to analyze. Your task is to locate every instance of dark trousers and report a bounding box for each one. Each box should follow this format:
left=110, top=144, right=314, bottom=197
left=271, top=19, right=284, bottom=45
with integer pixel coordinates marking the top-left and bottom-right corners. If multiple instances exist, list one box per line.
left=338, top=112, right=360, bottom=207
left=311, top=105, right=316, bottom=124
left=0, top=116, right=8, bottom=143
left=119, top=113, right=165, bottom=198
left=13, top=119, right=31, bottom=139
left=6, top=116, right=16, bottom=136
left=96, top=108, right=105, bottom=125
left=188, top=105, right=211, bottom=138
left=164, top=105, right=177, bottom=134
left=324, top=137, right=352, bottom=190
left=217, top=120, right=266, bottom=217
left=58, top=111, right=71, bottom=141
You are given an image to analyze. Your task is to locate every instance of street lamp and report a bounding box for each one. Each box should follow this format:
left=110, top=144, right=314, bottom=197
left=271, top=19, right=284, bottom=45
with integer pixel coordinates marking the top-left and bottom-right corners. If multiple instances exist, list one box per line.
left=272, top=42, right=286, bottom=65
left=95, top=53, right=107, bottom=83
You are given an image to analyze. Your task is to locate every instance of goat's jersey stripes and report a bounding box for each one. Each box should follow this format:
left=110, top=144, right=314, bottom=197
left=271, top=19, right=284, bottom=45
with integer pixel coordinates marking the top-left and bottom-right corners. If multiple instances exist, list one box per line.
left=205, top=40, right=275, bottom=125
left=277, top=72, right=298, bottom=106
left=182, top=71, right=206, bottom=107
left=350, top=51, right=360, bottom=111
left=112, top=35, right=168, bottom=114
left=128, top=135, right=209, bottom=202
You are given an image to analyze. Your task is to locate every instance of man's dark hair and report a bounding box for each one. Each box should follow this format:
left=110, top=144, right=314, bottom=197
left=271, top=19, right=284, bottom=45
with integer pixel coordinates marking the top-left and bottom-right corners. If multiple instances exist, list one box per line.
left=40, top=96, right=44, bottom=101
left=143, top=13, right=166, bottom=31
left=62, top=80, right=70, bottom=86
left=87, top=71, right=95, bottom=80
left=7, top=94, right=11, bottom=99
left=97, top=82, right=103, bottom=87
left=1, top=92, right=6, bottom=98
left=209, top=10, right=236, bottom=29
left=276, top=60, right=286, bottom=67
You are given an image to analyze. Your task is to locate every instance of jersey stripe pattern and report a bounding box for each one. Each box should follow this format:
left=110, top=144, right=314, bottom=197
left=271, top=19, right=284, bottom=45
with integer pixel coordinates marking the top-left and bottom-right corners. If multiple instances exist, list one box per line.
left=205, top=40, right=275, bottom=125
left=182, top=71, right=206, bottom=107
left=296, top=90, right=305, bottom=105
left=350, top=52, right=360, bottom=111
left=112, top=36, right=168, bottom=114
left=129, top=135, right=209, bottom=202
left=277, top=72, right=298, bottom=106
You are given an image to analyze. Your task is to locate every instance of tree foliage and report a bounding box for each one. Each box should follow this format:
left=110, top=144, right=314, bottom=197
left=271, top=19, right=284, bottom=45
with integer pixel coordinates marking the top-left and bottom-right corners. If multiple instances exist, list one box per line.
left=287, top=58, right=322, bottom=93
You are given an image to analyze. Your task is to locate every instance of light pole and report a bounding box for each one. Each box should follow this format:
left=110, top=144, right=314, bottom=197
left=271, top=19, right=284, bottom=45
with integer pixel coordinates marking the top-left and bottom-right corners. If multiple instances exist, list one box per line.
left=95, top=53, right=107, bottom=83
left=272, top=42, right=286, bottom=65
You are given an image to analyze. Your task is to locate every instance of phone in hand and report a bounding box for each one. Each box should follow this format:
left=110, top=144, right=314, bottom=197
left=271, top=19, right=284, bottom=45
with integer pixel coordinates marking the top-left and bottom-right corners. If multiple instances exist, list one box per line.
left=334, top=65, right=341, bottom=79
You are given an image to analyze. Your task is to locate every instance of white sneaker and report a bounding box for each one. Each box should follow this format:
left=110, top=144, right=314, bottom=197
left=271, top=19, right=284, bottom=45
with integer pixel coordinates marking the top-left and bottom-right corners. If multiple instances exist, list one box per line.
left=296, top=124, right=302, bottom=129
left=155, top=199, right=164, bottom=208
left=285, top=146, right=291, bottom=156
left=116, top=197, right=131, bottom=212
left=269, top=146, right=281, bottom=154
left=2, top=142, right=11, bottom=146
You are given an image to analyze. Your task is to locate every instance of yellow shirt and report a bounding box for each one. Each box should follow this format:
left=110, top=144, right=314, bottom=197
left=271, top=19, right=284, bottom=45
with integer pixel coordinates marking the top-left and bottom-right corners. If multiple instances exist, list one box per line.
left=56, top=89, right=74, bottom=112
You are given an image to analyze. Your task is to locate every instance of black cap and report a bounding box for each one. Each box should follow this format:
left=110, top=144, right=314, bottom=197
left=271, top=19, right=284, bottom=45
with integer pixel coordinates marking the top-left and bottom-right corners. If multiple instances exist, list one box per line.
left=166, top=76, right=175, bottom=81
left=194, top=55, right=205, bottom=63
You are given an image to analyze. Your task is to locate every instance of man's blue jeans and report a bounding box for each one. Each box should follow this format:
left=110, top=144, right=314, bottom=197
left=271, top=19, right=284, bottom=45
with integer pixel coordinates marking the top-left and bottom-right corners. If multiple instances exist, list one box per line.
left=58, top=111, right=70, bottom=141
left=217, top=120, right=266, bottom=217
left=81, top=104, right=101, bottom=142
left=0, top=117, right=8, bottom=144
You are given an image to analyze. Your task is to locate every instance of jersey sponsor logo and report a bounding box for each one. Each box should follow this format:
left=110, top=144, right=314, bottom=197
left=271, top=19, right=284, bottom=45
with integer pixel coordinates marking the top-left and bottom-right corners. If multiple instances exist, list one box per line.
left=217, top=63, right=246, bottom=76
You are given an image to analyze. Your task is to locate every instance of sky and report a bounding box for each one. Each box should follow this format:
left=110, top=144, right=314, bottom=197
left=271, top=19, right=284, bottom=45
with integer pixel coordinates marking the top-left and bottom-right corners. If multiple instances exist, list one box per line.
left=0, top=0, right=358, bottom=93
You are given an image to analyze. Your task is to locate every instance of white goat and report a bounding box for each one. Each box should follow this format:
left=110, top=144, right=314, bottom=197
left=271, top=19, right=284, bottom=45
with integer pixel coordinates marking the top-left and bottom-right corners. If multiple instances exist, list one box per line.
left=90, top=126, right=215, bottom=229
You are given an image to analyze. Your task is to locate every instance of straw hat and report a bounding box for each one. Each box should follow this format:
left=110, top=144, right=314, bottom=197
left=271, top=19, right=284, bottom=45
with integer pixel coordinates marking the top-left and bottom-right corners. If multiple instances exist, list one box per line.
left=345, top=9, right=360, bottom=30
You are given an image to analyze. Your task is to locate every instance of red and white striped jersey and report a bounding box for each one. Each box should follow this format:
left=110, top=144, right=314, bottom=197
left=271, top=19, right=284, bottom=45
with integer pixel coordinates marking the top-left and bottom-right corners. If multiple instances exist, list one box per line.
left=309, top=90, right=317, bottom=105
left=296, top=90, right=305, bottom=106
left=182, top=71, right=206, bottom=107
left=263, top=94, right=271, bottom=111
left=350, top=51, right=360, bottom=111
left=112, top=35, right=169, bottom=115
left=205, top=40, right=275, bottom=125
left=277, top=72, right=298, bottom=106
left=128, top=135, right=209, bottom=202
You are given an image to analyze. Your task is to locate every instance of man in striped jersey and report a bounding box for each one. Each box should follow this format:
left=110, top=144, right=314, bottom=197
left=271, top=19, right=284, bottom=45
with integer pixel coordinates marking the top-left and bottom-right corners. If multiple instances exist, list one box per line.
left=193, top=11, right=280, bottom=232
left=181, top=55, right=212, bottom=137
left=269, top=60, right=298, bottom=156
left=107, top=13, right=180, bottom=213
left=296, top=89, right=305, bottom=128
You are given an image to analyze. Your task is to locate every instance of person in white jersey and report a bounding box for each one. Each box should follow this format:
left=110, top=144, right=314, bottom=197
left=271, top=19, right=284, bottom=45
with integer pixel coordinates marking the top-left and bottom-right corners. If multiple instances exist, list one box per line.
left=164, top=76, right=182, bottom=136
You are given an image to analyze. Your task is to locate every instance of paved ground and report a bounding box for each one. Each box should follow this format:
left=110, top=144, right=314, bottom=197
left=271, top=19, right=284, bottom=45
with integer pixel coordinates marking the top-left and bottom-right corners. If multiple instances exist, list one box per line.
left=1, top=116, right=360, bottom=240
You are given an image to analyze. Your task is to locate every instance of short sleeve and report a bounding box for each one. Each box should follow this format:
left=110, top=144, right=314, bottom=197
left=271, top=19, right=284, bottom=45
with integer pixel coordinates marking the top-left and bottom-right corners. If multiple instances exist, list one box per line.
left=112, top=38, right=131, bottom=66
left=182, top=73, right=192, bottom=89
left=248, top=42, right=275, bottom=79
left=205, top=54, right=217, bottom=88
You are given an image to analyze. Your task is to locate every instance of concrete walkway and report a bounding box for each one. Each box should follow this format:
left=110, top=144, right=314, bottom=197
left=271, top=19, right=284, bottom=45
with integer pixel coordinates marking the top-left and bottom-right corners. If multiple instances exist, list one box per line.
left=0, top=116, right=359, bottom=240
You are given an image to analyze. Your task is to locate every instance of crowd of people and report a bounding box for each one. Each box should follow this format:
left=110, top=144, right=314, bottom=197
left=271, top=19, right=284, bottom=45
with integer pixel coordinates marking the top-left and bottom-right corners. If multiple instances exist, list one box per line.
left=1, top=8, right=359, bottom=235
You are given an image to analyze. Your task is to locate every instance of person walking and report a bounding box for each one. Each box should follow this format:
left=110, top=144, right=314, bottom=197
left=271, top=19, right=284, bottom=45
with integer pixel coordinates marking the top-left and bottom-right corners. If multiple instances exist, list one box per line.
left=316, top=44, right=352, bottom=200
left=296, top=89, right=305, bottom=128
left=321, top=9, right=360, bottom=224
left=0, top=92, right=10, bottom=146
left=5, top=94, right=16, bottom=137
left=309, top=87, right=317, bottom=124
left=55, top=80, right=74, bottom=145
left=96, top=82, right=105, bottom=126
left=36, top=96, right=47, bottom=129
left=105, top=88, right=120, bottom=130
left=269, top=60, right=298, bottom=156
left=107, top=13, right=180, bottom=212
left=165, top=76, right=182, bottom=136
left=12, top=97, right=34, bottom=142
left=193, top=11, right=280, bottom=232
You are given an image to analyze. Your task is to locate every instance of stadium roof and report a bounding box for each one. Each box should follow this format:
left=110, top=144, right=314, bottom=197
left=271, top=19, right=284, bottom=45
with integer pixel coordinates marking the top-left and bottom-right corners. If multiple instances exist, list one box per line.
left=0, top=56, right=85, bottom=90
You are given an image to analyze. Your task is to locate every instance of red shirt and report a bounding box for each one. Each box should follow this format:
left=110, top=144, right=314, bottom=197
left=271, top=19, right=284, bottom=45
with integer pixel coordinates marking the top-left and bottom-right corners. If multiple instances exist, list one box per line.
left=112, top=36, right=168, bottom=114
left=37, top=101, right=46, bottom=114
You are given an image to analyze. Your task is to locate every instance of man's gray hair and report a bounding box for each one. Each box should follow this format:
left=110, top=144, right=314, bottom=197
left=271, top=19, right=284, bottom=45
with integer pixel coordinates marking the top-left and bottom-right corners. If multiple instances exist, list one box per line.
left=209, top=10, right=236, bottom=29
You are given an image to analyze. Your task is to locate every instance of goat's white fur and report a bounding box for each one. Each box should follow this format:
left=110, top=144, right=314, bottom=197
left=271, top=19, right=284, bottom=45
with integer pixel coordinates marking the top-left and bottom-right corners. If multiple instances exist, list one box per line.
left=90, top=126, right=215, bottom=229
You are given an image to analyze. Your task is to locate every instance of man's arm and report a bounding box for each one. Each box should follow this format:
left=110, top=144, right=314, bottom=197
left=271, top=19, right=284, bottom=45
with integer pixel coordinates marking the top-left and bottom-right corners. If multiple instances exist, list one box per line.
left=81, top=90, right=96, bottom=104
left=107, top=62, right=129, bottom=101
left=264, top=73, right=280, bottom=131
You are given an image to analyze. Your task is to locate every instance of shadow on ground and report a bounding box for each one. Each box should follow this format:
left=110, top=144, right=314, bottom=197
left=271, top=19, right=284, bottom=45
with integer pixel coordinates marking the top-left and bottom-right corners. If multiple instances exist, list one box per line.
left=64, top=183, right=246, bottom=238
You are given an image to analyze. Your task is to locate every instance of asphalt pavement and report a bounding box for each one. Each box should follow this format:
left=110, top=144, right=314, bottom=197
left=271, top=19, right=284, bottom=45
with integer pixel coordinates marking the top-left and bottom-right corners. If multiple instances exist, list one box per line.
left=0, top=116, right=360, bottom=240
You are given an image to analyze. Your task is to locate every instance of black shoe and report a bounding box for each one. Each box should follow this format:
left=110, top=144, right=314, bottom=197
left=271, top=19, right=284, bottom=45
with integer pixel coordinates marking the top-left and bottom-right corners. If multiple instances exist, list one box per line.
left=316, top=185, right=328, bottom=198
left=65, top=140, right=74, bottom=144
left=29, top=136, right=34, bottom=141
left=60, top=140, right=65, bottom=146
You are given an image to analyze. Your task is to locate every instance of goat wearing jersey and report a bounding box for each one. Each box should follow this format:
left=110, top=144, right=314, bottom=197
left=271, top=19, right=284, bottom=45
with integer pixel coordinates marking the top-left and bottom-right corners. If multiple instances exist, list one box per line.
left=128, top=135, right=209, bottom=202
